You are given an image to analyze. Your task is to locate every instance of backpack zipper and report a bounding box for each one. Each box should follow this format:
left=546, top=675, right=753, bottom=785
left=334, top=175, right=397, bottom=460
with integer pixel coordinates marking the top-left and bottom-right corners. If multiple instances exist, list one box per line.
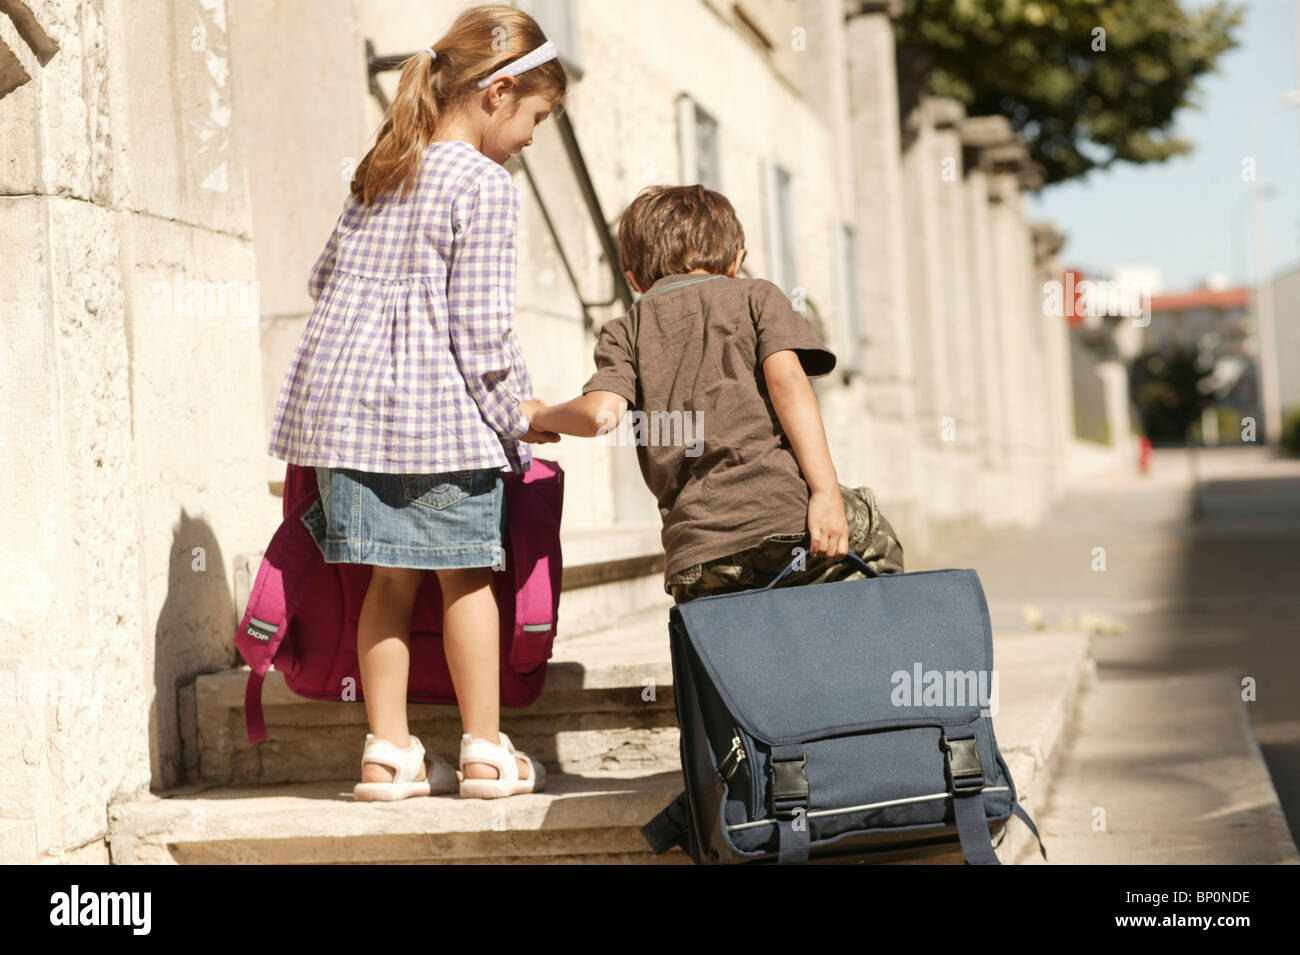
left=718, top=735, right=747, bottom=780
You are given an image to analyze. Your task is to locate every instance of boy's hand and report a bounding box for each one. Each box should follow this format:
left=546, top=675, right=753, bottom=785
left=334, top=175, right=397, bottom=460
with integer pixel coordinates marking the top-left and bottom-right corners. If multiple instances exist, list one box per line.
left=518, top=397, right=560, bottom=444
left=806, top=487, right=848, bottom=561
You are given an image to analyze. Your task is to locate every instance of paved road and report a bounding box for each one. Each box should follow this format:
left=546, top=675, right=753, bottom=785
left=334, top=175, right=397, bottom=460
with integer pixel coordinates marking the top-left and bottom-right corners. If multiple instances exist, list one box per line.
left=918, top=446, right=1300, bottom=863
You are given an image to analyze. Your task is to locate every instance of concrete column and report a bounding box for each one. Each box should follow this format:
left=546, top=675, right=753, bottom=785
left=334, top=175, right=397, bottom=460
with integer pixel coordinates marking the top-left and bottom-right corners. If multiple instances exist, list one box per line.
left=1033, top=222, right=1076, bottom=500
left=992, top=168, right=1049, bottom=523
left=900, top=98, right=949, bottom=444
left=963, top=165, right=1005, bottom=472
left=956, top=116, right=1054, bottom=525
left=1006, top=175, right=1052, bottom=520
left=844, top=0, right=926, bottom=550
left=986, top=171, right=1030, bottom=520
left=930, top=98, right=980, bottom=469
left=1002, top=182, right=1046, bottom=519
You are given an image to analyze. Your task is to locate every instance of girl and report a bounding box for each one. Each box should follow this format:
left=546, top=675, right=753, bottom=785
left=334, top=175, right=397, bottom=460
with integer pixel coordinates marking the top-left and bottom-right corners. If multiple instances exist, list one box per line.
left=266, top=4, right=567, bottom=800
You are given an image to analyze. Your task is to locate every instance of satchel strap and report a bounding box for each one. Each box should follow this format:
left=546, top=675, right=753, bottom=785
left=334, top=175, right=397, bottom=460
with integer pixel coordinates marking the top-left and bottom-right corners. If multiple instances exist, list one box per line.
left=770, top=743, right=811, bottom=863
left=941, top=723, right=1000, bottom=865
left=759, top=550, right=879, bottom=592
left=1003, top=802, right=1048, bottom=861
left=641, top=791, right=692, bottom=855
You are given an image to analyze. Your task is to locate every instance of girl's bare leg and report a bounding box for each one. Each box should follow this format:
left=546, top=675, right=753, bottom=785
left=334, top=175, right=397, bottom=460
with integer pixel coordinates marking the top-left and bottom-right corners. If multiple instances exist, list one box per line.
left=437, top=566, right=529, bottom=778
left=357, top=564, right=428, bottom=784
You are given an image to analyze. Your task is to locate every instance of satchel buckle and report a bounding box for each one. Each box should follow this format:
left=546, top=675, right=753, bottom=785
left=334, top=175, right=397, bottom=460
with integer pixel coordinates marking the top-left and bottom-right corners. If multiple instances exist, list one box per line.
left=940, top=734, right=985, bottom=794
left=768, top=754, right=809, bottom=820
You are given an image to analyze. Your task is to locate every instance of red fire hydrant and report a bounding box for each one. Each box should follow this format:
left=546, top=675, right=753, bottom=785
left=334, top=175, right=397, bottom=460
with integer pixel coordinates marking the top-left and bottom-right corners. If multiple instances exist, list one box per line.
left=1138, top=436, right=1152, bottom=475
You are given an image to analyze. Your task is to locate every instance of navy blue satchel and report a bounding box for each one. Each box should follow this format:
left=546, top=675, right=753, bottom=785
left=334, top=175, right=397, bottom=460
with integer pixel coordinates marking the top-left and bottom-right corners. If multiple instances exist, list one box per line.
left=642, top=552, right=1047, bottom=865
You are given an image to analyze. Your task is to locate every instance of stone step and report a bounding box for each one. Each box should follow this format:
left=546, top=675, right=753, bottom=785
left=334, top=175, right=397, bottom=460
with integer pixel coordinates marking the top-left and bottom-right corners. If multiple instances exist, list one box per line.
left=185, top=605, right=679, bottom=784
left=131, top=629, right=1092, bottom=864
left=108, top=770, right=692, bottom=864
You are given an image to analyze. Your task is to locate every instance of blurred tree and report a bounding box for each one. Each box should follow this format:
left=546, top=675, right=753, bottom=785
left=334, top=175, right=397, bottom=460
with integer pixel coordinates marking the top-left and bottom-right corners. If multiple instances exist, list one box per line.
left=1128, top=346, right=1213, bottom=445
left=893, top=0, right=1244, bottom=186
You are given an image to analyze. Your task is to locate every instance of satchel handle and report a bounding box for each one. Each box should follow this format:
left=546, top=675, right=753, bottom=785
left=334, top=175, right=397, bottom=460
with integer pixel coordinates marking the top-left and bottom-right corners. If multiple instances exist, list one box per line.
left=758, top=547, right=879, bottom=592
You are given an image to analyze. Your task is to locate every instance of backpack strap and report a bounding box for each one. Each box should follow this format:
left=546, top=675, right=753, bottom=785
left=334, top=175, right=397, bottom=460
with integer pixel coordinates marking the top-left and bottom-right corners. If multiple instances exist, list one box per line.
left=642, top=791, right=692, bottom=855
left=769, top=743, right=811, bottom=864
left=641, top=743, right=813, bottom=865
left=941, top=723, right=1000, bottom=865
left=1000, top=801, right=1048, bottom=861
left=235, top=486, right=325, bottom=743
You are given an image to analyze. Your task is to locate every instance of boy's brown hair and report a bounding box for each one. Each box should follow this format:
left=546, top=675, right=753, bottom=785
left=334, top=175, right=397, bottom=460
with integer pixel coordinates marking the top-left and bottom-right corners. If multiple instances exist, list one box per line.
left=617, top=185, right=745, bottom=292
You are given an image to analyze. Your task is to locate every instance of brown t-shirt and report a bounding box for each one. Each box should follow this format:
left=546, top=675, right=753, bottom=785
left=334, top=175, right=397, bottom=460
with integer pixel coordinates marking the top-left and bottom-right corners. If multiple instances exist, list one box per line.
left=580, top=271, right=837, bottom=583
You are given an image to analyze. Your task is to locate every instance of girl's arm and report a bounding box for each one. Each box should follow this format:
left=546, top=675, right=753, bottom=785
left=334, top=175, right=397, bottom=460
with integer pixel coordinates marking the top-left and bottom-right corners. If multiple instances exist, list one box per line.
left=446, top=169, right=533, bottom=441
left=308, top=193, right=361, bottom=302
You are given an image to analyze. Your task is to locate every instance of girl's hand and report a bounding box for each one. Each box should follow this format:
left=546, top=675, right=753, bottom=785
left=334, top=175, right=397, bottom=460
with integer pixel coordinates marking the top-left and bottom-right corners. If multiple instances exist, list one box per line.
left=806, top=487, right=848, bottom=560
left=518, top=398, right=560, bottom=444
left=521, top=424, right=561, bottom=444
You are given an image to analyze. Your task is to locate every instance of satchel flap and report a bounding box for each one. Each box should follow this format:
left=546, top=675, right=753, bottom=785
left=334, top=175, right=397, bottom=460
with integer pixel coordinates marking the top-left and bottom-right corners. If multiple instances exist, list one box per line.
left=671, top=568, right=996, bottom=744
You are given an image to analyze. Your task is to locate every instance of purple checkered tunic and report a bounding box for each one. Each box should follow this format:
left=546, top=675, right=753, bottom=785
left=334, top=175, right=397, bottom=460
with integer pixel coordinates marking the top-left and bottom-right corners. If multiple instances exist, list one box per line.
left=267, top=139, right=534, bottom=474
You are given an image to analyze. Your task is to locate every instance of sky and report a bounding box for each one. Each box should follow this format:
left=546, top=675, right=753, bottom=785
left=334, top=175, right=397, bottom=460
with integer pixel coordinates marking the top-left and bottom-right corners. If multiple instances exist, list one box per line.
left=1026, top=0, right=1300, bottom=293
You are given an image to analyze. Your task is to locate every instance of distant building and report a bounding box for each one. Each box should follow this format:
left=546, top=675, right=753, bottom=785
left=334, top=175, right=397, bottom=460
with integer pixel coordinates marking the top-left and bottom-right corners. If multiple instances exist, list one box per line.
left=1060, top=268, right=1138, bottom=447
left=1269, top=261, right=1300, bottom=421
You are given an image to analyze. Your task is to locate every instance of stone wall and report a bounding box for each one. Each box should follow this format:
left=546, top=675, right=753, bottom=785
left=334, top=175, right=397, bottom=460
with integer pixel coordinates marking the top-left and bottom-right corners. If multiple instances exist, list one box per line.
left=1, top=0, right=279, bottom=861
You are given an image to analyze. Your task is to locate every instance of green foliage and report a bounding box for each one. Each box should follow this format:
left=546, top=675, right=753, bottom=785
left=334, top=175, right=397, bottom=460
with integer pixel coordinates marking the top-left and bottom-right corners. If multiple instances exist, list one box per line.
left=1074, top=406, right=1111, bottom=444
left=1128, top=345, right=1212, bottom=445
left=1187, top=407, right=1243, bottom=445
left=893, top=0, right=1244, bottom=186
left=1281, top=405, right=1300, bottom=456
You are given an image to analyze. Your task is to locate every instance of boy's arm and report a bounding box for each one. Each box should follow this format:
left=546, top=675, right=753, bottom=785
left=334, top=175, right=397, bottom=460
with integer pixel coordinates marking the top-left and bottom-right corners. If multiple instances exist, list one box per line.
left=751, top=280, right=847, bottom=559
left=762, top=350, right=839, bottom=496
left=531, top=391, right=629, bottom=437
left=764, top=351, right=849, bottom=560
left=532, top=316, right=635, bottom=436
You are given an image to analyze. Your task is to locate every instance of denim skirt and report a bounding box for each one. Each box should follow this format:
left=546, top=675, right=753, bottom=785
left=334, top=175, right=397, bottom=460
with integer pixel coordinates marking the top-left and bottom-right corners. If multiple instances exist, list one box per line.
left=300, top=466, right=506, bottom=570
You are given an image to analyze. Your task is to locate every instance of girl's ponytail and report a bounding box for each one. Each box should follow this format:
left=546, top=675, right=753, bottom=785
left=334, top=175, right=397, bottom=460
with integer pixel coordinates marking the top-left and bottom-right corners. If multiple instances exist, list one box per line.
left=351, top=3, right=568, bottom=205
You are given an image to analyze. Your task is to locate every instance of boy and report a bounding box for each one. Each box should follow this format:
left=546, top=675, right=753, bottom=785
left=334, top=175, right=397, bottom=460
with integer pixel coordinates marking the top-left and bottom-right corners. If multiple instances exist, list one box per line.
left=524, top=184, right=904, bottom=603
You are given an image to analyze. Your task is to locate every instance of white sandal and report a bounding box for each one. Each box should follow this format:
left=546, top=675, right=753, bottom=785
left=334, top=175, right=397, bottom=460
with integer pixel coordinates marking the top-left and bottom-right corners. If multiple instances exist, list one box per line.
left=459, top=731, right=547, bottom=798
left=353, top=734, right=458, bottom=801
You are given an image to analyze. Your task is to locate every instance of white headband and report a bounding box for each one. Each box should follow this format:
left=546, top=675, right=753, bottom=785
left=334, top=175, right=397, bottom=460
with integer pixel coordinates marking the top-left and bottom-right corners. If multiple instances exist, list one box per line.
left=477, top=40, right=557, bottom=89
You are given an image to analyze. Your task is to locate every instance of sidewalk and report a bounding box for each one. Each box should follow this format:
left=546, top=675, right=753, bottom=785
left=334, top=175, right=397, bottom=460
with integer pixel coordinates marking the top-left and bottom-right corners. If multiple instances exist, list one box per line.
left=921, top=445, right=1300, bottom=863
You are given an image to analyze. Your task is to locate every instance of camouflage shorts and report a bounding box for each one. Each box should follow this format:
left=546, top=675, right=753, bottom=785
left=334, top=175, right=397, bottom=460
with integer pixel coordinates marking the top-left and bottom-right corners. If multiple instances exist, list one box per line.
left=665, top=485, right=906, bottom=604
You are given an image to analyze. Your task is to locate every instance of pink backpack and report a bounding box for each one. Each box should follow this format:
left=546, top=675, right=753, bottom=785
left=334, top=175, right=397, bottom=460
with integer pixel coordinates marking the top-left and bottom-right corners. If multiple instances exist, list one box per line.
left=235, top=459, right=565, bottom=743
